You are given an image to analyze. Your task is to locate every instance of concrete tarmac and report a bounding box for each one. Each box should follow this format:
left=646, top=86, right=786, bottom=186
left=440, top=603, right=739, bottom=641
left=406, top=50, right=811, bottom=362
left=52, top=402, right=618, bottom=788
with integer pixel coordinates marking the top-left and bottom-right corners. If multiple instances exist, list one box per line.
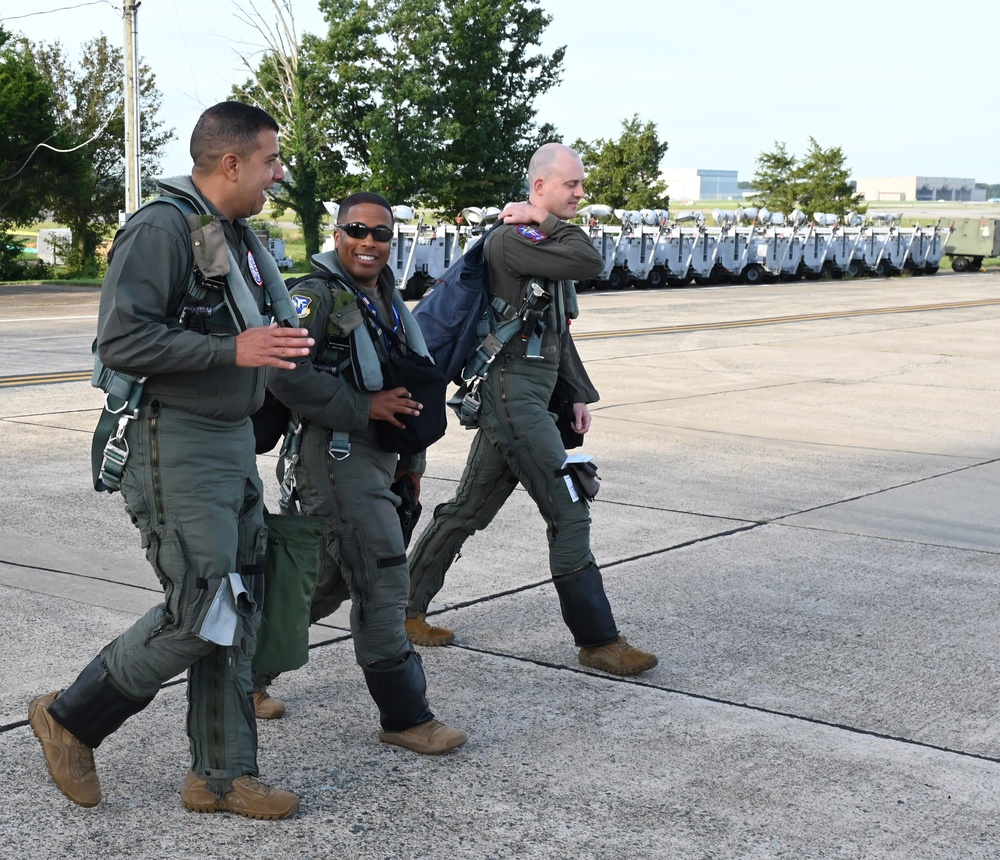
left=1, top=271, right=998, bottom=859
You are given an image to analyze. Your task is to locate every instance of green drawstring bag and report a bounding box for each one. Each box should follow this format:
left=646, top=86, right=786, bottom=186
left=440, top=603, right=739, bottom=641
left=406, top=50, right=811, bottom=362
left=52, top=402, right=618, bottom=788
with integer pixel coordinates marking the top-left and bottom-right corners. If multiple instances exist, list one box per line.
left=254, top=513, right=326, bottom=674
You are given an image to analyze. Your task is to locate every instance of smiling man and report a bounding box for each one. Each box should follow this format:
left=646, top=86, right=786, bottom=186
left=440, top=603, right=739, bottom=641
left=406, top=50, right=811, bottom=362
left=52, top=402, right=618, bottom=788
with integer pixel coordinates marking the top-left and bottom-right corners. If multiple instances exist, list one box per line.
left=253, top=192, right=467, bottom=756
left=404, top=143, right=659, bottom=677
left=28, top=101, right=312, bottom=819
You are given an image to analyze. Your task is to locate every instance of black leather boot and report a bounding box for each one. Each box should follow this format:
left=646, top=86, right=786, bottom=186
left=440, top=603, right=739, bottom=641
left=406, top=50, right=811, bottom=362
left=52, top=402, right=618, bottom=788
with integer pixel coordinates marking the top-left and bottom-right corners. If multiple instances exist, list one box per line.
left=362, top=651, right=433, bottom=732
left=552, top=563, right=620, bottom=648
left=48, top=656, right=155, bottom=749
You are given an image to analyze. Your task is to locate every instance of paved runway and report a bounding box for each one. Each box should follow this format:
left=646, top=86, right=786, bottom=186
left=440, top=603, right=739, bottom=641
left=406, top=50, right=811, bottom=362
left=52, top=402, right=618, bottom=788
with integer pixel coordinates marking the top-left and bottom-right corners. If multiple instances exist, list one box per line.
left=1, top=270, right=998, bottom=858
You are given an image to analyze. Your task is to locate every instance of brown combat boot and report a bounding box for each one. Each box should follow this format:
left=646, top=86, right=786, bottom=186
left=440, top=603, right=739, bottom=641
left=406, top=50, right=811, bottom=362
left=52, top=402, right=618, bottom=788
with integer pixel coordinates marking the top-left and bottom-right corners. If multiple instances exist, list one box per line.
left=404, top=613, right=454, bottom=646
left=252, top=688, right=286, bottom=720
left=379, top=719, right=468, bottom=755
left=578, top=636, right=658, bottom=676
left=28, top=691, right=101, bottom=808
left=181, top=771, right=299, bottom=819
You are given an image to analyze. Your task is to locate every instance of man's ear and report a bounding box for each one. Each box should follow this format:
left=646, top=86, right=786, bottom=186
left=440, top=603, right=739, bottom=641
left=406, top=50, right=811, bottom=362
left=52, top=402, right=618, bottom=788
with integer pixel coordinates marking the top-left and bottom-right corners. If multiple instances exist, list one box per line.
left=221, top=152, right=240, bottom=180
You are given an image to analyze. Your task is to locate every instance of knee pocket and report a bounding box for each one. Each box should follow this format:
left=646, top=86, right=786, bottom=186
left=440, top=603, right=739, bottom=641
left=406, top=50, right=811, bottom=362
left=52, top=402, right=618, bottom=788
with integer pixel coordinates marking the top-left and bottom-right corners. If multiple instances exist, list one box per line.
left=329, top=522, right=372, bottom=604
left=147, top=528, right=256, bottom=650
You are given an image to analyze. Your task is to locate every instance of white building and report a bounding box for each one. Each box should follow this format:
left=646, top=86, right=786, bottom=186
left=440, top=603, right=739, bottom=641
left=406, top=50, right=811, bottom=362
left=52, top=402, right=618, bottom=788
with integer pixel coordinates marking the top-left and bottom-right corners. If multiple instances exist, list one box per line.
left=855, top=176, right=985, bottom=203
left=661, top=168, right=740, bottom=202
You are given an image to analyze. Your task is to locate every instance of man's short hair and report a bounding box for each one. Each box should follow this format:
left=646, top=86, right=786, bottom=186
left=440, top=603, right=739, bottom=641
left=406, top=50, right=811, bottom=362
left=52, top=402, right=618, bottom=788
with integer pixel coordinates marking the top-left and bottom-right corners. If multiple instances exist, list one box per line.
left=527, top=143, right=580, bottom=184
left=339, top=192, right=394, bottom=224
left=190, top=101, right=279, bottom=170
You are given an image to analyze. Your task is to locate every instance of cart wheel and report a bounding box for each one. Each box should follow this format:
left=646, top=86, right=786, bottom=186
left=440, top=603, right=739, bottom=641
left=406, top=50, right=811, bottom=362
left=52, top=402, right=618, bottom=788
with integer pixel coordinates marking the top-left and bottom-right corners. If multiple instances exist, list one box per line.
left=741, top=264, right=763, bottom=284
left=645, top=266, right=667, bottom=288
left=607, top=267, right=628, bottom=289
left=951, top=255, right=970, bottom=273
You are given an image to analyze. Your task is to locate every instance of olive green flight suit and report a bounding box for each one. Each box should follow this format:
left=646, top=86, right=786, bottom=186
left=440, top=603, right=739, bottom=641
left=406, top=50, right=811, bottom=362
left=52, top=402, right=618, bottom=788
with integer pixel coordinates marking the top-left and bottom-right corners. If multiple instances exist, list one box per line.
left=407, top=215, right=623, bottom=647
left=46, top=176, right=276, bottom=793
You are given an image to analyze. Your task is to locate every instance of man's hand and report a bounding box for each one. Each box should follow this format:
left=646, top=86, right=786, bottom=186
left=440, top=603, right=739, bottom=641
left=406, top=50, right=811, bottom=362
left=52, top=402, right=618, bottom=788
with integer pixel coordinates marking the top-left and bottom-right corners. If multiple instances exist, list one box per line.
left=371, top=387, right=422, bottom=428
left=234, top=323, right=314, bottom=370
left=571, top=402, right=591, bottom=435
left=499, top=201, right=548, bottom=226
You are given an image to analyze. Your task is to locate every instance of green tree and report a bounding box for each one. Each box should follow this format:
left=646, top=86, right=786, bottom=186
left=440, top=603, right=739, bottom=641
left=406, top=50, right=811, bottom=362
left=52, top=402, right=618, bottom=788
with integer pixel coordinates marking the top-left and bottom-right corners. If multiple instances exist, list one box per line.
left=573, top=115, right=669, bottom=210
left=232, top=0, right=356, bottom=258
left=751, top=138, right=865, bottom=219
left=0, top=28, right=67, bottom=277
left=750, top=141, right=799, bottom=216
left=0, top=29, right=62, bottom=228
left=430, top=0, right=564, bottom=213
left=239, top=0, right=563, bottom=236
left=795, top=137, right=865, bottom=217
left=30, top=35, right=173, bottom=275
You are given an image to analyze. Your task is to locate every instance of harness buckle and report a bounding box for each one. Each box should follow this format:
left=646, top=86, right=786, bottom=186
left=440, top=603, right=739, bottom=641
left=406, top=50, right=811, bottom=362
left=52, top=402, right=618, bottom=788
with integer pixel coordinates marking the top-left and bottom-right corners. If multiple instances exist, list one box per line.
left=328, top=433, right=351, bottom=461
left=98, top=433, right=130, bottom=492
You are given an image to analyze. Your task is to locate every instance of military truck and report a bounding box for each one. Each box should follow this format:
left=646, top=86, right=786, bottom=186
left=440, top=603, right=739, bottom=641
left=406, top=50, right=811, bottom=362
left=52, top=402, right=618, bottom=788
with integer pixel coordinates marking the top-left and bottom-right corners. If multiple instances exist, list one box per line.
left=942, top=218, right=1000, bottom=272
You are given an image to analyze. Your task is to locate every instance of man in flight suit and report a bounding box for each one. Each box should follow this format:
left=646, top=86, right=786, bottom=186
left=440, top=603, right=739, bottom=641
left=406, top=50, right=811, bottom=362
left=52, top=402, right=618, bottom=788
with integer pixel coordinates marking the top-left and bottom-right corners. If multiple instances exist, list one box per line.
left=252, top=192, right=467, bottom=755
left=28, top=101, right=312, bottom=818
left=405, top=143, right=658, bottom=676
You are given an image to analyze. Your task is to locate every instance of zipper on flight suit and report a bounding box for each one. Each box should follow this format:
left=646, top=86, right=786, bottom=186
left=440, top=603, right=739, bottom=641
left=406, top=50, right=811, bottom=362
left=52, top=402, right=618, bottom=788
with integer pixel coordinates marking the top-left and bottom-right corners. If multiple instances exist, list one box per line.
left=149, top=402, right=166, bottom=525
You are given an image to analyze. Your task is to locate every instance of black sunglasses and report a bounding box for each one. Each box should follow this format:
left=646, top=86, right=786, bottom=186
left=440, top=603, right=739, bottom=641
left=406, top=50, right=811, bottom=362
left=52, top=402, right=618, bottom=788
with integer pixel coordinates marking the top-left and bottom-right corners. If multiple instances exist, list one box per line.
left=337, top=222, right=394, bottom=242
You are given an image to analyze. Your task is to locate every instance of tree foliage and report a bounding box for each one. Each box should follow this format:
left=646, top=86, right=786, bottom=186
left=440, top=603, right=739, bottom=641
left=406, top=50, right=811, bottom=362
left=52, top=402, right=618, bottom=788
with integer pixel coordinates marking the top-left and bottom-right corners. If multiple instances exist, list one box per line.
left=231, top=0, right=351, bottom=258
left=429, top=0, right=564, bottom=213
left=0, top=28, right=63, bottom=231
left=29, top=35, right=173, bottom=275
left=573, top=115, right=669, bottom=210
left=749, top=141, right=798, bottom=216
left=236, top=0, right=563, bottom=249
left=751, top=138, right=865, bottom=219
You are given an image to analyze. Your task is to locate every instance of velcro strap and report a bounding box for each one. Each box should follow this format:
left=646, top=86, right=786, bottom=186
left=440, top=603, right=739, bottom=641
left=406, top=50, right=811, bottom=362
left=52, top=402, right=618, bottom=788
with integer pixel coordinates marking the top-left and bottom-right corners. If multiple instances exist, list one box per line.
left=376, top=554, right=407, bottom=569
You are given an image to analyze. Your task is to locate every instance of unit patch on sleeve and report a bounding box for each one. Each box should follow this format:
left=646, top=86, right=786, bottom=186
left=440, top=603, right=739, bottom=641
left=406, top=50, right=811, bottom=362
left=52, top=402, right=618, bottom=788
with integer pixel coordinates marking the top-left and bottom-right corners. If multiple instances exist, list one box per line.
left=517, top=225, right=549, bottom=243
left=291, top=294, right=313, bottom=318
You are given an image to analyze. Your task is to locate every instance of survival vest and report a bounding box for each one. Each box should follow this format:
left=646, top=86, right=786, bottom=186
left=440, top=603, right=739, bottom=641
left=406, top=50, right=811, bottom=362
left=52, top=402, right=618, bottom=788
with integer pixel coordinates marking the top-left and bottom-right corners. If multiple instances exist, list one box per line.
left=92, top=189, right=298, bottom=489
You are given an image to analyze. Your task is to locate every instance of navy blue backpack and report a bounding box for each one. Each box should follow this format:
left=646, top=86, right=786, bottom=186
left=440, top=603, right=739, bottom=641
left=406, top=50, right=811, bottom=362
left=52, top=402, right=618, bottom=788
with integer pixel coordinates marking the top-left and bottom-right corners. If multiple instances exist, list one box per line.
left=411, top=230, right=495, bottom=385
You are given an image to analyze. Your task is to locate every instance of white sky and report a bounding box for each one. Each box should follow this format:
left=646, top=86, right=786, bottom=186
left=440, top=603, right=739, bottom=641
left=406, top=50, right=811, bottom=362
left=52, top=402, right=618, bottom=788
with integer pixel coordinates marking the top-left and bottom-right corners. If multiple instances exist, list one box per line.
left=5, top=0, right=997, bottom=187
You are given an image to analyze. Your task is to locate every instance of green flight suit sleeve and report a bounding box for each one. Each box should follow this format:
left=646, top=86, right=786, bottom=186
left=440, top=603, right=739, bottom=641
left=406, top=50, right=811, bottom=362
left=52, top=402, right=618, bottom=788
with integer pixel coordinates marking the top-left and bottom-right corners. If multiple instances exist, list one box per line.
left=96, top=207, right=238, bottom=373
left=494, top=214, right=605, bottom=287
left=267, top=278, right=372, bottom=433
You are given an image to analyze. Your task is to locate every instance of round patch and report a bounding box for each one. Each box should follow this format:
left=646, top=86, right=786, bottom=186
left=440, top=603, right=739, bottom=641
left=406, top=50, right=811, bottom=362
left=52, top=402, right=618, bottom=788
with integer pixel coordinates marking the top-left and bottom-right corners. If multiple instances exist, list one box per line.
left=247, top=250, right=263, bottom=285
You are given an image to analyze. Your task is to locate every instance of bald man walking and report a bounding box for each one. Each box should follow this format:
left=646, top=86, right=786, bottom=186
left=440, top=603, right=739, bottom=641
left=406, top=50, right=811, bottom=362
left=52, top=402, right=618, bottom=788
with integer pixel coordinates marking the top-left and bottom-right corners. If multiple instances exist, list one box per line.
left=405, top=144, right=657, bottom=676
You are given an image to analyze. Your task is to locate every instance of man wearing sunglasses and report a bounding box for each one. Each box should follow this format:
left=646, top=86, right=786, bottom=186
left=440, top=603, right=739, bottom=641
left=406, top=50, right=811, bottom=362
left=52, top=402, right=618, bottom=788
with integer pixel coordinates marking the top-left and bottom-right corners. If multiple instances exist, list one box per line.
left=405, top=143, right=658, bottom=677
left=252, top=191, right=467, bottom=755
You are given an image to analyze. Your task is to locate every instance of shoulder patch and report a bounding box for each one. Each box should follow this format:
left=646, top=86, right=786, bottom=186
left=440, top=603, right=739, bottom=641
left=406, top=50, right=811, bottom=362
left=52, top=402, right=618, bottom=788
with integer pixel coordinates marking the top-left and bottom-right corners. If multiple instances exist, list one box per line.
left=517, top=225, right=549, bottom=243
left=291, top=294, right=313, bottom=318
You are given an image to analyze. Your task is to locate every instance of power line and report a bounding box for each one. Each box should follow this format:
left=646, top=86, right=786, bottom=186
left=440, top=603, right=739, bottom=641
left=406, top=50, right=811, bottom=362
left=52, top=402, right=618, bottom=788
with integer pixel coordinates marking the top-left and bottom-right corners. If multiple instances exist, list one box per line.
left=0, top=96, right=125, bottom=183
left=0, top=1, right=117, bottom=23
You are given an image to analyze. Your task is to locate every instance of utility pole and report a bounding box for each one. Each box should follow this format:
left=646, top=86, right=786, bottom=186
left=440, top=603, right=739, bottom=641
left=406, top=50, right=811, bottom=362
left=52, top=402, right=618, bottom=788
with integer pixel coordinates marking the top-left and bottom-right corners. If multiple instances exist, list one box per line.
left=122, top=0, right=142, bottom=219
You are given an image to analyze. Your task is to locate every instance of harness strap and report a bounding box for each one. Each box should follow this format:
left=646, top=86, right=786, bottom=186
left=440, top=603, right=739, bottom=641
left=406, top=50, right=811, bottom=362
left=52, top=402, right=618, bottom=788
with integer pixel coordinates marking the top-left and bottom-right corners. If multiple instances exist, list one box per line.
left=91, top=370, right=146, bottom=492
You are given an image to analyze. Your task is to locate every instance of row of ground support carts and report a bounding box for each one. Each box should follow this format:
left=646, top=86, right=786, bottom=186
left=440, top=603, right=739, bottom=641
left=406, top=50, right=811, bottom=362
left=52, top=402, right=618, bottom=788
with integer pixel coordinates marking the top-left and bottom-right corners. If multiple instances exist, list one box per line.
left=576, top=205, right=947, bottom=289
left=320, top=202, right=997, bottom=298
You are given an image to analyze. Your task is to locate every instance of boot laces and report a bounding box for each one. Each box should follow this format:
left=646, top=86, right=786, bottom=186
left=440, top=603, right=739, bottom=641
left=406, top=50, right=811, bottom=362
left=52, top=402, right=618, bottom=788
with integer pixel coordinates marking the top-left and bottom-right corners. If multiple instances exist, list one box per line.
left=70, top=738, right=95, bottom=778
